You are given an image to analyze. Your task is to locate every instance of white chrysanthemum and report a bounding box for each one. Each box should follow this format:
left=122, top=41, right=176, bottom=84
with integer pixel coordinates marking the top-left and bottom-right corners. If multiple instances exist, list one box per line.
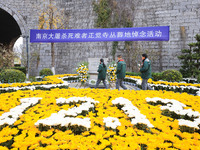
left=178, top=119, right=199, bottom=129
left=103, top=117, right=121, bottom=129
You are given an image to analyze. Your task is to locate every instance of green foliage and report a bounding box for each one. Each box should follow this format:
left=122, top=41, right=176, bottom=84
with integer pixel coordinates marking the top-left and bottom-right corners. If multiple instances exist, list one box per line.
left=14, top=64, right=21, bottom=67
left=0, top=69, right=26, bottom=83
left=126, top=72, right=141, bottom=76
left=161, top=70, right=183, bottom=82
left=29, top=76, right=36, bottom=82
left=93, top=0, right=133, bottom=28
left=11, top=67, right=26, bottom=75
left=151, top=72, right=162, bottom=81
left=93, top=0, right=112, bottom=28
left=39, top=68, right=53, bottom=76
left=112, top=41, right=118, bottom=60
left=93, top=0, right=134, bottom=60
left=197, top=74, right=200, bottom=83
left=178, top=34, right=200, bottom=78
left=126, top=72, right=163, bottom=81
left=78, top=61, right=89, bottom=68
left=107, top=61, right=116, bottom=66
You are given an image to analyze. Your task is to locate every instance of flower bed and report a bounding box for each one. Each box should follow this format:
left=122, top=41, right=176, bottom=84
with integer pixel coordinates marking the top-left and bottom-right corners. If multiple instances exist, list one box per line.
left=183, top=78, right=198, bottom=84
left=125, top=76, right=200, bottom=96
left=0, top=74, right=77, bottom=88
left=0, top=74, right=78, bottom=94
left=0, top=88, right=200, bottom=149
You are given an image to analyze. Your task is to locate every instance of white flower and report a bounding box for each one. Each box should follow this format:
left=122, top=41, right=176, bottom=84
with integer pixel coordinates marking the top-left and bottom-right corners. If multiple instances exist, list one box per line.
left=103, top=117, right=121, bottom=129
left=136, top=79, right=142, bottom=85
left=58, top=110, right=68, bottom=116
left=35, top=119, right=45, bottom=126
left=178, top=119, right=199, bottom=129
left=65, top=108, right=78, bottom=117
left=6, top=118, right=16, bottom=125
left=131, top=118, right=154, bottom=128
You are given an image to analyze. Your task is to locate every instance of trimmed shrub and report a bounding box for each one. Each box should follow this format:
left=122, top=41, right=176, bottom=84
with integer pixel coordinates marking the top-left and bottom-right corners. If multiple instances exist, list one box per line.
left=126, top=72, right=141, bottom=76
left=0, top=69, right=26, bottom=83
left=29, top=76, right=36, bottom=82
left=39, top=68, right=53, bottom=76
left=152, top=72, right=162, bottom=81
left=161, top=70, right=183, bottom=82
left=14, top=64, right=21, bottom=67
left=11, top=67, right=26, bottom=75
left=126, top=72, right=163, bottom=81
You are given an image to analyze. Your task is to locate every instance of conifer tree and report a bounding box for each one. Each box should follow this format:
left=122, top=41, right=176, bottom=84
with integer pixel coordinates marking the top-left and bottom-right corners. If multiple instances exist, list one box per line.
left=178, top=34, right=200, bottom=78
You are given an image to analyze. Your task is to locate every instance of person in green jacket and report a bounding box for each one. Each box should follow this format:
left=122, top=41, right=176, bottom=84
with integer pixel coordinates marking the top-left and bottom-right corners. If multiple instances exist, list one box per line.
left=95, top=59, right=108, bottom=89
left=115, top=55, right=127, bottom=90
left=139, top=53, right=152, bottom=90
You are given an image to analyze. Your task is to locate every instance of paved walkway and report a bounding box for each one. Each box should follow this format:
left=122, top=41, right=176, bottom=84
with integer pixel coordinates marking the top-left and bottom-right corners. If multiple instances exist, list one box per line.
left=69, top=82, right=140, bottom=90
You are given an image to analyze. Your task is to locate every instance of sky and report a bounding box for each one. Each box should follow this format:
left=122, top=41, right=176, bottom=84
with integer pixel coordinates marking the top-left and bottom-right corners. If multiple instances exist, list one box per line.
left=15, top=37, right=23, bottom=47
left=14, top=37, right=23, bottom=53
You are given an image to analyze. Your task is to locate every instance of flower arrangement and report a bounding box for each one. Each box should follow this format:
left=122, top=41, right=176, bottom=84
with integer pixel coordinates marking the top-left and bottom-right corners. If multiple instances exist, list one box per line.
left=0, top=88, right=200, bottom=149
left=107, top=63, right=117, bottom=83
left=76, top=64, right=88, bottom=84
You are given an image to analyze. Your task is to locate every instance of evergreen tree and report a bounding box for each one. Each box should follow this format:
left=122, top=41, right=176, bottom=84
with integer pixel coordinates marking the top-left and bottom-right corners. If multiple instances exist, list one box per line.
left=178, top=34, right=200, bottom=78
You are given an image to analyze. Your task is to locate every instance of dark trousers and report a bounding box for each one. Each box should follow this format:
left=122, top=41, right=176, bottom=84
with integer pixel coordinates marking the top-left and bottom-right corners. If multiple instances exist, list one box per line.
left=116, top=78, right=127, bottom=90
left=95, top=79, right=108, bottom=89
left=141, top=79, right=152, bottom=90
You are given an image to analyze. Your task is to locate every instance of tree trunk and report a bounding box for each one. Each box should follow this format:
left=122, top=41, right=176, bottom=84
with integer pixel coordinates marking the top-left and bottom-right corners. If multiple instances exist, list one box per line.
left=36, top=44, right=41, bottom=69
left=51, top=42, right=55, bottom=75
left=104, top=42, right=109, bottom=58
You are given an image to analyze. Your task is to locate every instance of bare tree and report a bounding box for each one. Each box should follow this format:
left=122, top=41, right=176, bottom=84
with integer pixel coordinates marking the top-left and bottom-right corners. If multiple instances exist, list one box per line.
left=0, top=44, right=14, bottom=69
left=37, top=0, right=69, bottom=74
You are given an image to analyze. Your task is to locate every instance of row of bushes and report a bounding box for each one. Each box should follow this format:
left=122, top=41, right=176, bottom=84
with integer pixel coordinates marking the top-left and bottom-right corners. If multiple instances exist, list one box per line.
left=0, top=68, right=198, bottom=84
left=0, top=68, right=53, bottom=83
left=126, top=70, right=184, bottom=82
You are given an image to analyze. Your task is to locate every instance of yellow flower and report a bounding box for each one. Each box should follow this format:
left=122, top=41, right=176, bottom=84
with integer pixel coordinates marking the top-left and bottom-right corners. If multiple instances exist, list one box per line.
left=0, top=75, right=200, bottom=149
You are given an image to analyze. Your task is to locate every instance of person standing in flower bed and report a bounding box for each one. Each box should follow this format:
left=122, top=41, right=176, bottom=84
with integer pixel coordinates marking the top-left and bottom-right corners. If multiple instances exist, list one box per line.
left=139, top=53, right=152, bottom=90
left=115, top=55, right=127, bottom=90
left=95, top=59, right=108, bottom=89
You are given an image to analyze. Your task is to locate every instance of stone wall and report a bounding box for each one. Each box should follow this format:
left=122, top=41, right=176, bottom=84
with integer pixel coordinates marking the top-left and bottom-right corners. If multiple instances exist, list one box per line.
left=54, top=0, right=112, bottom=74
left=132, top=0, right=200, bottom=71
left=0, top=0, right=200, bottom=75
